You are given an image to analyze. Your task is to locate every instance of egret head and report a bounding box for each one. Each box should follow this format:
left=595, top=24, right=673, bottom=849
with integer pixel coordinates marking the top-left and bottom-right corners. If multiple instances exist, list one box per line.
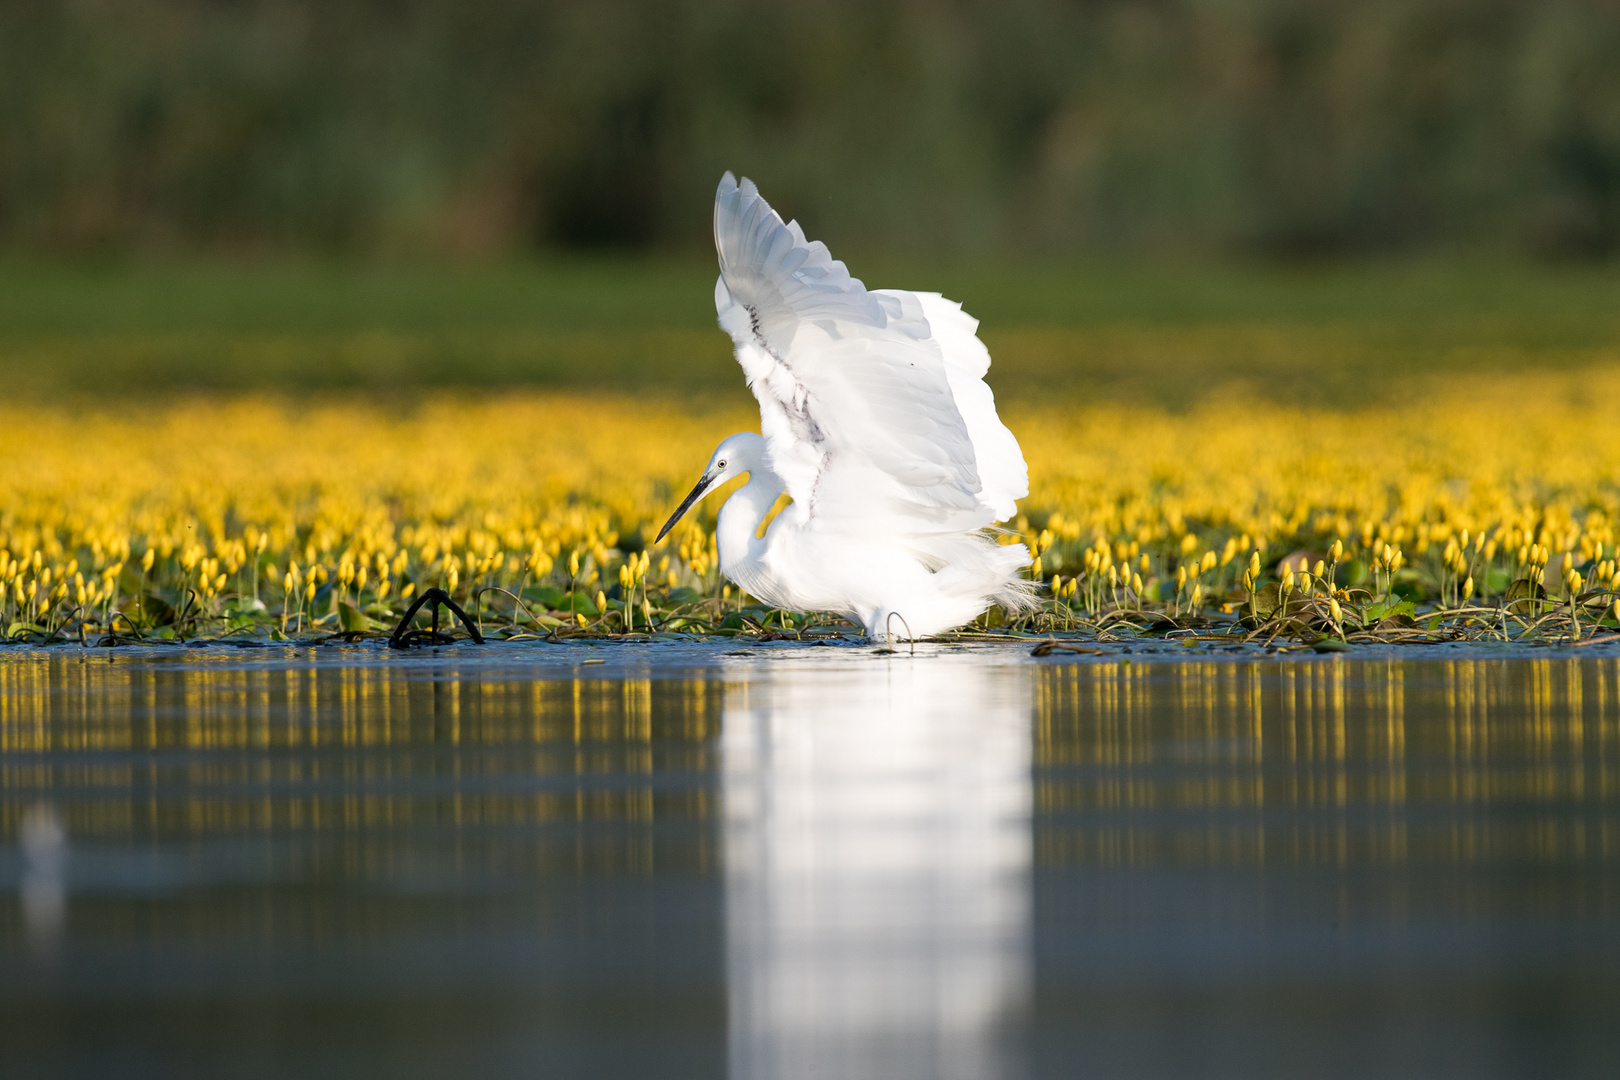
left=655, top=432, right=765, bottom=543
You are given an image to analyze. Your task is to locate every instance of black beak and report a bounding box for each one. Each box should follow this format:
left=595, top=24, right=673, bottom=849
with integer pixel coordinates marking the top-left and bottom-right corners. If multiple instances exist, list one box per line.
left=655, top=471, right=716, bottom=544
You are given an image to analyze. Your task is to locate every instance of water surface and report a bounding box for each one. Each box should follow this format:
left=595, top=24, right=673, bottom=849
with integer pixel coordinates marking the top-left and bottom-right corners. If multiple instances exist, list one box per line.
left=1, top=643, right=1616, bottom=1079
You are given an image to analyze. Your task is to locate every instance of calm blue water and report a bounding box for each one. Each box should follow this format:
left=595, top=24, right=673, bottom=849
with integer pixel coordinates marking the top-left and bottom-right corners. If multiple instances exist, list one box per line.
left=1, top=641, right=1617, bottom=1079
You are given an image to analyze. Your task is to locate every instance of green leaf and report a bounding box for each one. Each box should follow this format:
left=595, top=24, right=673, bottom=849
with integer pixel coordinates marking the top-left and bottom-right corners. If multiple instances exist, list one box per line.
left=1505, top=578, right=1547, bottom=613
left=338, top=602, right=374, bottom=631
left=1505, top=578, right=1545, bottom=601
left=560, top=591, right=599, bottom=616
left=525, top=585, right=567, bottom=608
left=131, top=593, right=175, bottom=628
left=1363, top=599, right=1416, bottom=622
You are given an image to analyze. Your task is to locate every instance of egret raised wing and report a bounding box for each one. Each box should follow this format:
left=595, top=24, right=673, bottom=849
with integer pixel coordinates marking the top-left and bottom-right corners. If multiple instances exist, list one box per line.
left=713, top=173, right=1022, bottom=533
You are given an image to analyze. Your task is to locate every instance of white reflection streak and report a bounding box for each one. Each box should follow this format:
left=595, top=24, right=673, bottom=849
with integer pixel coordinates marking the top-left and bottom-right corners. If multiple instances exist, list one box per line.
left=725, top=657, right=1031, bottom=1080
left=20, top=802, right=67, bottom=948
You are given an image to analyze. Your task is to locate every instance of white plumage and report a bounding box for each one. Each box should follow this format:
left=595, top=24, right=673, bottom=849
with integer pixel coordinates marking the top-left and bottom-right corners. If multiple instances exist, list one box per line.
left=656, top=173, right=1032, bottom=639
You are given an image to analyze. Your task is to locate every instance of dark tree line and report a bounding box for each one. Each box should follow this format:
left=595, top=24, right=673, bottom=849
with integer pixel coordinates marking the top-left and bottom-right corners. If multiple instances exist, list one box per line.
left=3, top=0, right=1619, bottom=260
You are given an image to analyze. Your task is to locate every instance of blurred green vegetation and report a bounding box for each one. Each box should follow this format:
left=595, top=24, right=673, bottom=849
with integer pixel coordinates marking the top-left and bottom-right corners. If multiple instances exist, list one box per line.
left=4, top=1, right=1620, bottom=261
left=3, top=257, right=1616, bottom=407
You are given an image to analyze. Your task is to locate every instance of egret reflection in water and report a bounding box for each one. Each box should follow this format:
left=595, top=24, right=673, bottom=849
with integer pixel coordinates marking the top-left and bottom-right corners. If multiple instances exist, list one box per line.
left=723, top=655, right=1032, bottom=1080
left=0, top=646, right=1615, bottom=1078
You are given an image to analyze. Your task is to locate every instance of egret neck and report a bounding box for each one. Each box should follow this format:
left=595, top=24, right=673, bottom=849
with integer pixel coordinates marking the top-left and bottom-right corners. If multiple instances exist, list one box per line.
left=716, top=464, right=786, bottom=602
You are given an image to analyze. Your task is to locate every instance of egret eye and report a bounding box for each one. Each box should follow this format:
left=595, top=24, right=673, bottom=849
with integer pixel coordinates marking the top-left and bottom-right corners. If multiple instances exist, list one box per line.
left=717, top=459, right=727, bottom=469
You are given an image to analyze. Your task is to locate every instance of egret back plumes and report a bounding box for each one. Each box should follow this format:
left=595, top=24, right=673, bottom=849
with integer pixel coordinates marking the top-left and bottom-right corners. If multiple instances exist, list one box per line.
left=657, top=173, right=1033, bottom=639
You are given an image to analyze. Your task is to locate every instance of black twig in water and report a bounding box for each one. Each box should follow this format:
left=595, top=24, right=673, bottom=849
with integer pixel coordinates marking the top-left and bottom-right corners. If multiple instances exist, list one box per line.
left=388, top=588, right=486, bottom=648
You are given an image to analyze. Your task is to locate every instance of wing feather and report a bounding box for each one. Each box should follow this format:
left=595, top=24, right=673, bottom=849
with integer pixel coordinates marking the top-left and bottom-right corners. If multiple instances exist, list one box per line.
left=713, top=172, right=1023, bottom=535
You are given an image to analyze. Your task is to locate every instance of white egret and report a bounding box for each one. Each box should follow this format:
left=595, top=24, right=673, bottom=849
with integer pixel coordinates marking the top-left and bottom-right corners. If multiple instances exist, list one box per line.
left=656, top=173, right=1033, bottom=639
